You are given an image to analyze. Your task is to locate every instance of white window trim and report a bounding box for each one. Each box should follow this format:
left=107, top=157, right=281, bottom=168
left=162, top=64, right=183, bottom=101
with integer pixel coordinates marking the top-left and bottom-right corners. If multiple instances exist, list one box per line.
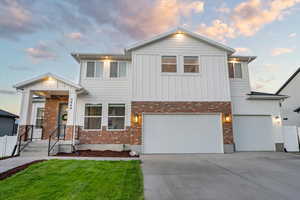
left=83, top=104, right=103, bottom=131
left=160, top=55, right=201, bottom=76
left=183, top=55, right=200, bottom=75
left=85, top=60, right=104, bottom=79
left=107, top=104, right=126, bottom=131
left=109, top=61, right=128, bottom=79
left=35, top=107, right=44, bottom=129
left=161, top=55, right=178, bottom=74
left=229, top=62, right=243, bottom=80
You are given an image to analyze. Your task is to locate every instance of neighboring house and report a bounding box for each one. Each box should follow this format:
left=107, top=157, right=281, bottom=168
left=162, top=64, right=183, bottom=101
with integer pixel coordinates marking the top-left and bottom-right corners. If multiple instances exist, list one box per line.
left=276, top=68, right=300, bottom=126
left=0, top=109, right=18, bottom=137
left=14, top=27, right=287, bottom=154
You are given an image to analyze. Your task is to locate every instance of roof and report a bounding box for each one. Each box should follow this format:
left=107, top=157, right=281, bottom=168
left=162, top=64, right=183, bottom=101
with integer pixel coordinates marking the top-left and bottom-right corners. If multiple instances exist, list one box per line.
left=276, top=67, right=300, bottom=94
left=71, top=53, right=131, bottom=63
left=228, top=55, right=257, bottom=63
left=0, top=109, right=18, bottom=119
left=14, top=73, right=83, bottom=90
left=247, top=91, right=288, bottom=100
left=125, top=27, right=236, bottom=54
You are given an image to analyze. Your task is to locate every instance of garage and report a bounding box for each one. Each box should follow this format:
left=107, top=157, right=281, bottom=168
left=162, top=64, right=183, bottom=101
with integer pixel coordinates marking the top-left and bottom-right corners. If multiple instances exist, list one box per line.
left=143, top=114, right=224, bottom=154
left=233, top=115, right=275, bottom=151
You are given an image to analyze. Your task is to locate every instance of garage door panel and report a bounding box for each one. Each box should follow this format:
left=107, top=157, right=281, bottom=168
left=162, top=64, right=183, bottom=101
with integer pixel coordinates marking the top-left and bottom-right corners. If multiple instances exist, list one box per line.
left=143, top=114, right=223, bottom=154
left=233, top=115, right=275, bottom=151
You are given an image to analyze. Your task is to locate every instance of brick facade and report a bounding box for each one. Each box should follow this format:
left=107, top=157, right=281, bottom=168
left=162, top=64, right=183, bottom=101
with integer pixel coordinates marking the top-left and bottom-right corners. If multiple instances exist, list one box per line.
left=78, top=126, right=132, bottom=144
left=77, top=101, right=233, bottom=146
left=42, top=96, right=68, bottom=139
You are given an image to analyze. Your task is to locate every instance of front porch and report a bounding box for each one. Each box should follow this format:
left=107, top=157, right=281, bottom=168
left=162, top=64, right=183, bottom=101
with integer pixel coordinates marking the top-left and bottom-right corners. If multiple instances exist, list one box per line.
left=14, top=73, right=85, bottom=155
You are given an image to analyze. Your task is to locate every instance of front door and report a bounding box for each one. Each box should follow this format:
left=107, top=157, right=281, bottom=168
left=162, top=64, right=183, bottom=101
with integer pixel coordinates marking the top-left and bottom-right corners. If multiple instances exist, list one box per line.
left=58, top=103, right=68, bottom=139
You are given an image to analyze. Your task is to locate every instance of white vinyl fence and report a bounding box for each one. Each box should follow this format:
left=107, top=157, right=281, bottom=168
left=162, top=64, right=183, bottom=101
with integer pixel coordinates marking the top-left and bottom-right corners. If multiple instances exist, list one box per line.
left=0, top=135, right=17, bottom=158
left=282, top=126, right=300, bottom=152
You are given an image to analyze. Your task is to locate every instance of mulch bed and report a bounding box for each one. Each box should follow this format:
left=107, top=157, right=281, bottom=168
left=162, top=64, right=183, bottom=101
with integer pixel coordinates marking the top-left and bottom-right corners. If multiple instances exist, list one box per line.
left=0, top=160, right=46, bottom=181
left=55, top=150, right=139, bottom=157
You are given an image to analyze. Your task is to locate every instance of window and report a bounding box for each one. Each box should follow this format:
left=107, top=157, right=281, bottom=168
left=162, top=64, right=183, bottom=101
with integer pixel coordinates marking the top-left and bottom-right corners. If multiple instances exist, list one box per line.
left=108, top=104, right=125, bottom=130
left=84, top=104, right=102, bottom=129
left=86, top=61, right=103, bottom=78
left=35, top=108, right=44, bottom=128
left=110, top=62, right=127, bottom=78
left=184, top=56, right=199, bottom=73
left=228, top=62, right=242, bottom=79
left=161, top=56, right=177, bottom=72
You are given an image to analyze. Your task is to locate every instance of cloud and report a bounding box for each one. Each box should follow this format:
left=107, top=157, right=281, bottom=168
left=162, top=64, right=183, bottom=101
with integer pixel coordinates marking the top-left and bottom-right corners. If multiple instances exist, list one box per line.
left=235, top=47, right=251, bottom=54
left=8, top=65, right=32, bottom=71
left=217, top=3, right=230, bottom=14
left=70, top=0, right=205, bottom=39
left=0, top=89, right=16, bottom=95
left=0, top=0, right=41, bottom=40
left=198, top=20, right=236, bottom=41
left=289, top=32, right=297, bottom=37
left=66, top=32, right=83, bottom=40
left=25, top=42, right=57, bottom=62
left=198, top=0, right=300, bottom=41
left=271, top=48, right=294, bottom=56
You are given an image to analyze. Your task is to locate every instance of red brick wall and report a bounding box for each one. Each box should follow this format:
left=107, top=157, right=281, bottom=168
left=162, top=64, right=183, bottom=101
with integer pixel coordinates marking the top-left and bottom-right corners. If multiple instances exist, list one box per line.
left=78, top=126, right=132, bottom=144
left=77, top=101, right=233, bottom=145
left=42, top=96, right=68, bottom=139
left=131, top=101, right=234, bottom=145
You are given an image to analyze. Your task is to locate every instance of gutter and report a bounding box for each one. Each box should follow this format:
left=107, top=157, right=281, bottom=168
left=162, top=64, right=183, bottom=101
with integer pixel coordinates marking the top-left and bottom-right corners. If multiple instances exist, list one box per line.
left=247, top=95, right=289, bottom=100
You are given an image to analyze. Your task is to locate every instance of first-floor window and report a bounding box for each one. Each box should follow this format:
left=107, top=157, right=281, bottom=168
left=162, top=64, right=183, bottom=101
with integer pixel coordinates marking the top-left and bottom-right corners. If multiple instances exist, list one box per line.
left=84, top=104, right=102, bottom=129
left=108, top=104, right=125, bottom=130
left=35, top=108, right=44, bottom=128
left=228, top=62, right=242, bottom=79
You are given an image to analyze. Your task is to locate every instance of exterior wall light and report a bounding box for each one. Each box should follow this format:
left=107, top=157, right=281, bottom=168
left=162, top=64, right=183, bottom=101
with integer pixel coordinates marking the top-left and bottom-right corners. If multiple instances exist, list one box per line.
left=47, top=76, right=53, bottom=81
left=224, top=114, right=232, bottom=123
left=133, top=113, right=139, bottom=124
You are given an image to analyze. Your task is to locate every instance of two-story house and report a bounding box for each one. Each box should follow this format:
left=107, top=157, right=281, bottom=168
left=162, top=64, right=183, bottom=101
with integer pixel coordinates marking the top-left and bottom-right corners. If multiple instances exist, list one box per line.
left=14, top=27, right=287, bottom=155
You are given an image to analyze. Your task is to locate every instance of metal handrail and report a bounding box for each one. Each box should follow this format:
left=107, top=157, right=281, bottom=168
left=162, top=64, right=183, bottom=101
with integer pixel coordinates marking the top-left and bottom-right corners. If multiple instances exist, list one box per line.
left=16, top=125, right=34, bottom=156
left=48, top=125, right=66, bottom=156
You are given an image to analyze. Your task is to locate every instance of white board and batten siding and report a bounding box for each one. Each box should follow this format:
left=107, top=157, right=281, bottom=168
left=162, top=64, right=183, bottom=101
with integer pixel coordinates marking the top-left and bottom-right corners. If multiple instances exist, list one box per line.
left=131, top=34, right=231, bottom=101
left=229, top=62, right=251, bottom=98
left=76, top=61, right=132, bottom=127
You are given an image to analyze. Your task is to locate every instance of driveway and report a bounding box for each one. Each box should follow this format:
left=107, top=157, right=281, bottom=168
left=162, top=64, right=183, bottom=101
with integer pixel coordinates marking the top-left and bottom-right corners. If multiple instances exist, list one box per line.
left=142, top=152, right=300, bottom=200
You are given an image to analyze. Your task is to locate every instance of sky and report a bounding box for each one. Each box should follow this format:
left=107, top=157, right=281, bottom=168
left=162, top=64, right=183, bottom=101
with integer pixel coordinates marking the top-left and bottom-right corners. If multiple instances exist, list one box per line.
left=0, top=0, right=300, bottom=115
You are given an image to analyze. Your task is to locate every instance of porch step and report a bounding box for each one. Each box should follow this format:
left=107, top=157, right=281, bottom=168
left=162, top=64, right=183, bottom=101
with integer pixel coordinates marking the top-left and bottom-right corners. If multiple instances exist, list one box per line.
left=20, top=141, right=49, bottom=157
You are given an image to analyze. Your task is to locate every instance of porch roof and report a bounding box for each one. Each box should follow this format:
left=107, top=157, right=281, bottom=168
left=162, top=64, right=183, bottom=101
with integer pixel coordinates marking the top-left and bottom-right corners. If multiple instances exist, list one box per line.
left=14, top=73, right=84, bottom=92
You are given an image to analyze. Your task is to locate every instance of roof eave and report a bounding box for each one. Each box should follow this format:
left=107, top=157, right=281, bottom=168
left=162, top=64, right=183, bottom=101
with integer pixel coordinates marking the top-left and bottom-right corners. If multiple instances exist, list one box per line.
left=247, top=95, right=289, bottom=100
left=125, top=27, right=236, bottom=54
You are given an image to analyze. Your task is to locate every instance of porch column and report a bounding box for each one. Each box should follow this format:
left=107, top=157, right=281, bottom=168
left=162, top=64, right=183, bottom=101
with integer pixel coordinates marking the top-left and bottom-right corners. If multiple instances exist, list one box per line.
left=18, top=89, right=33, bottom=140
left=19, top=89, right=33, bottom=125
left=66, top=89, right=77, bottom=144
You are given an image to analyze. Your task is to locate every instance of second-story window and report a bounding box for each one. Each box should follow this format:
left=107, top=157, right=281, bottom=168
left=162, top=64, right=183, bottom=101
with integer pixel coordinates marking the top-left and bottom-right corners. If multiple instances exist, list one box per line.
left=110, top=61, right=127, bottom=78
left=184, top=56, right=199, bottom=73
left=86, top=61, right=103, bottom=78
left=161, top=56, right=177, bottom=72
left=228, top=62, right=242, bottom=79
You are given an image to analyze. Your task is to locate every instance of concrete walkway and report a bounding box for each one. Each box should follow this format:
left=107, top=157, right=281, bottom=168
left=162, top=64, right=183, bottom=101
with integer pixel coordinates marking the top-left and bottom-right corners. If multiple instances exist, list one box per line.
left=142, top=152, right=300, bottom=200
left=0, top=156, right=139, bottom=174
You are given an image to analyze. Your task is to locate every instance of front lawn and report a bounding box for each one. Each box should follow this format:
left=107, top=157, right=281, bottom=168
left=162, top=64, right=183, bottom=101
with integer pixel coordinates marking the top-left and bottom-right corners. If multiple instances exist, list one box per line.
left=0, top=159, right=143, bottom=200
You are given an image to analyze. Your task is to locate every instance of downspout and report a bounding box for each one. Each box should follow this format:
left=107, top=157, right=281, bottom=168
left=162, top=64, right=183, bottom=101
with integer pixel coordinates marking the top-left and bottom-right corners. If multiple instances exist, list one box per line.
left=72, top=93, right=77, bottom=147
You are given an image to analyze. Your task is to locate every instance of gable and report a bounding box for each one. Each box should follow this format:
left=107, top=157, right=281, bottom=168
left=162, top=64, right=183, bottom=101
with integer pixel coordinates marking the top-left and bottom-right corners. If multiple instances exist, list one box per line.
left=22, top=78, right=76, bottom=90
left=132, top=33, right=226, bottom=55
left=276, top=68, right=300, bottom=95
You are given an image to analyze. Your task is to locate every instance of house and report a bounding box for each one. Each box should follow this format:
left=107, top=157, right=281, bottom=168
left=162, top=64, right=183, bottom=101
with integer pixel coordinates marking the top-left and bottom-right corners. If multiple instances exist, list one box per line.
left=14, top=27, right=287, bottom=154
left=0, top=109, right=18, bottom=137
left=276, top=68, right=300, bottom=127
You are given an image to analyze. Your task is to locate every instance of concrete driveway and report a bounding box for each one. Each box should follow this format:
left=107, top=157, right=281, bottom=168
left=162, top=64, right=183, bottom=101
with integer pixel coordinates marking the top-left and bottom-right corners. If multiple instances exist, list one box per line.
left=142, top=152, right=300, bottom=200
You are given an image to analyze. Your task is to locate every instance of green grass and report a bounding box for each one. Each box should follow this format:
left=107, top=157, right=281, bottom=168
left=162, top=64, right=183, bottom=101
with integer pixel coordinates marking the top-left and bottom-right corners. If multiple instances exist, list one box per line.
left=0, top=159, right=144, bottom=200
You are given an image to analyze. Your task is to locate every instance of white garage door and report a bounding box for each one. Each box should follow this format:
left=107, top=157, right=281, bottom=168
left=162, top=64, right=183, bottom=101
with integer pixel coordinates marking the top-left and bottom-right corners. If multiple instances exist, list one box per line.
left=233, top=115, right=275, bottom=151
left=143, top=114, right=223, bottom=154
